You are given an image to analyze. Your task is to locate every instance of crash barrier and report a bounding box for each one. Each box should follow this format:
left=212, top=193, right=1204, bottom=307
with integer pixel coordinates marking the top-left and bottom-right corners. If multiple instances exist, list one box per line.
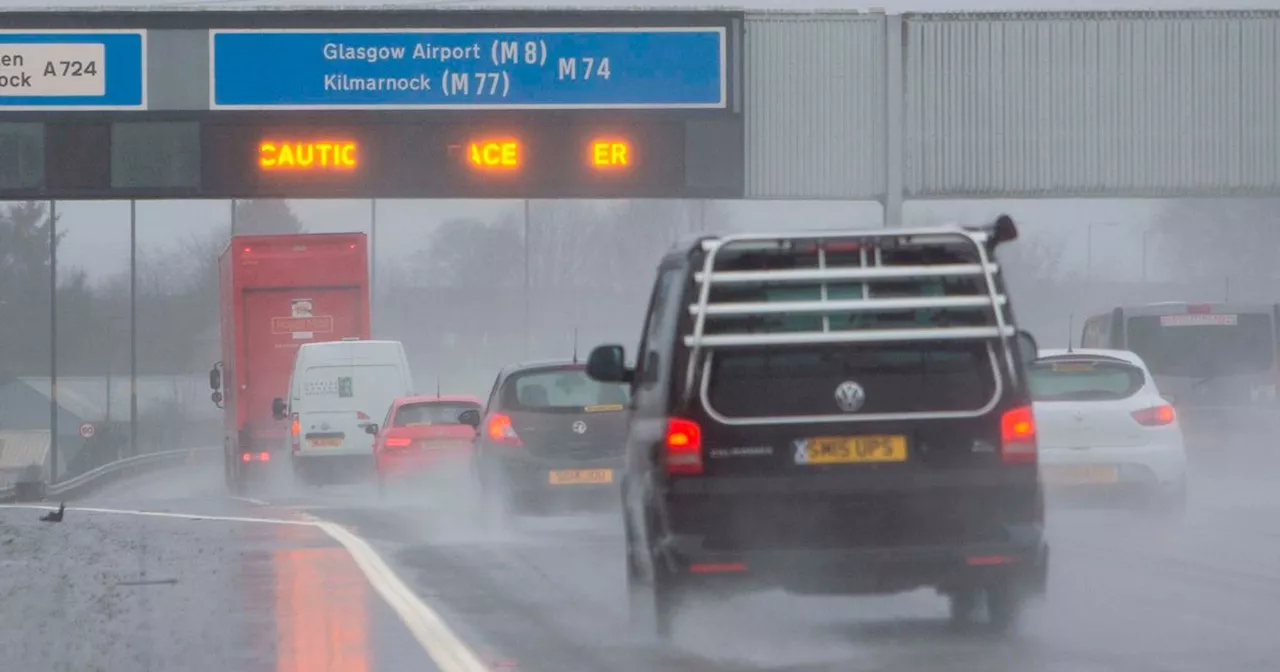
left=0, top=446, right=221, bottom=503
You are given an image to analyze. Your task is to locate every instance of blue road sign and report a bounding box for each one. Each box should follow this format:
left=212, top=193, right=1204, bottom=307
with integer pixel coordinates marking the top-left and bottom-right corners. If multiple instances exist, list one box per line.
left=210, top=28, right=726, bottom=110
left=0, top=30, right=146, bottom=109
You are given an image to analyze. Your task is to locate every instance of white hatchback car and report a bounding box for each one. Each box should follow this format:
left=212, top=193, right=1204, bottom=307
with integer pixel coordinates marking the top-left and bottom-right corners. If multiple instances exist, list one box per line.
left=1030, top=348, right=1188, bottom=514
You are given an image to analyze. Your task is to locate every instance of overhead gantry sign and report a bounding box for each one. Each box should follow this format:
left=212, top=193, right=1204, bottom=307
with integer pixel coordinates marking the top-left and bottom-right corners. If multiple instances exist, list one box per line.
left=0, top=13, right=744, bottom=200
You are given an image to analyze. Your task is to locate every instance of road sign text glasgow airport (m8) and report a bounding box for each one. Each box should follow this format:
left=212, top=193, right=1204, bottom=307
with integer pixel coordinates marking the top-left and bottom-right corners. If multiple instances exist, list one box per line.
left=210, top=28, right=727, bottom=110
left=0, top=30, right=146, bottom=110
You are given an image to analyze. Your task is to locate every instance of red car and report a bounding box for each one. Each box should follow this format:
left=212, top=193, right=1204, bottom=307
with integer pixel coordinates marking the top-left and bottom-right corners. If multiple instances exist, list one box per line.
left=369, top=395, right=483, bottom=492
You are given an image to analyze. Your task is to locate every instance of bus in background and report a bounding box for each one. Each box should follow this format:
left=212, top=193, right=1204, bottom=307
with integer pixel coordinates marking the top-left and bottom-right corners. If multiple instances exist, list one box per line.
left=1080, top=302, right=1278, bottom=457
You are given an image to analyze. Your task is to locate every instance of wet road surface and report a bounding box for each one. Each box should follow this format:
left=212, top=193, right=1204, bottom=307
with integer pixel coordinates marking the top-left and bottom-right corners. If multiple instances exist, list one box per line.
left=0, top=468, right=437, bottom=672
left=301, top=475, right=1280, bottom=672
left=6, top=459, right=1280, bottom=671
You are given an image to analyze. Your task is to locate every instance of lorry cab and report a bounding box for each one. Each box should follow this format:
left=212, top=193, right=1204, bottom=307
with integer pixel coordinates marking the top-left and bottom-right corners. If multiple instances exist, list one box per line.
left=275, top=339, right=414, bottom=485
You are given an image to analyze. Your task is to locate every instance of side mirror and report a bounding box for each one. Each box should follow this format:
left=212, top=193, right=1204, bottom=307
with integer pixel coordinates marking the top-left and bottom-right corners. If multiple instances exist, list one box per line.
left=1014, top=330, right=1038, bottom=366
left=271, top=397, right=287, bottom=421
left=364, top=423, right=379, bottom=435
left=991, top=214, right=1018, bottom=245
left=458, top=409, right=481, bottom=428
left=209, top=365, right=221, bottom=391
left=586, top=344, right=632, bottom=384
left=211, top=391, right=223, bottom=406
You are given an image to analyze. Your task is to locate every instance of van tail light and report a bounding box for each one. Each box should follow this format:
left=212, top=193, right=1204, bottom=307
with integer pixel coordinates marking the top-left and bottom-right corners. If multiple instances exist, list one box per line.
left=1132, top=404, right=1176, bottom=427
left=486, top=413, right=522, bottom=447
left=665, top=418, right=703, bottom=476
left=384, top=436, right=413, bottom=449
left=1000, top=405, right=1037, bottom=464
left=290, top=412, right=301, bottom=454
left=357, top=411, right=371, bottom=421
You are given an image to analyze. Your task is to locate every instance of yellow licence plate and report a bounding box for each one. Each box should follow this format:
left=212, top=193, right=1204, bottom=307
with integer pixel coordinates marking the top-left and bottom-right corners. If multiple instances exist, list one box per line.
left=307, top=437, right=343, bottom=448
left=798, top=435, right=907, bottom=465
left=1044, top=465, right=1118, bottom=485
left=548, top=469, right=614, bottom=485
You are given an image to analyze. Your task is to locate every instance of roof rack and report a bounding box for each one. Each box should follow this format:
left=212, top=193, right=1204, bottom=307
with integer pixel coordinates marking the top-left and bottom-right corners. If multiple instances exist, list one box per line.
left=681, top=224, right=1022, bottom=425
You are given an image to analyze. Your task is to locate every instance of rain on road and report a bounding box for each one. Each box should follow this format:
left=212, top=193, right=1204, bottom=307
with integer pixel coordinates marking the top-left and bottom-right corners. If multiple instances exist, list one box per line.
left=3, top=457, right=1278, bottom=672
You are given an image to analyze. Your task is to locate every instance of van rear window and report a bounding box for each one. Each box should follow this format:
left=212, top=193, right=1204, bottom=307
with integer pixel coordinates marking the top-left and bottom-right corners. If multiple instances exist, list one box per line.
left=696, top=238, right=1005, bottom=418
left=707, top=344, right=996, bottom=418
left=1028, top=359, right=1144, bottom=401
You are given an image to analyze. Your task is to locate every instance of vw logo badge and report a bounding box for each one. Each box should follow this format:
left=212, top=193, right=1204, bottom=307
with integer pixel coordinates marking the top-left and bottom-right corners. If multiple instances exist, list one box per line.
left=834, top=381, right=866, bottom=413
left=572, top=420, right=587, bottom=434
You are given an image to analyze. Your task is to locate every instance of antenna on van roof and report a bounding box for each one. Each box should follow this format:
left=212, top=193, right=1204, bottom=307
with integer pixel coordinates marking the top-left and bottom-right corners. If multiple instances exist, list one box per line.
left=435, top=378, right=441, bottom=398
left=1067, top=314, right=1075, bottom=353
left=572, top=328, right=579, bottom=364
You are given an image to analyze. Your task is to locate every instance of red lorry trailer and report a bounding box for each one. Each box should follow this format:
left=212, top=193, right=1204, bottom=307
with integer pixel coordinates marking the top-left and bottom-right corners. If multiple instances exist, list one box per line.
left=210, top=233, right=371, bottom=494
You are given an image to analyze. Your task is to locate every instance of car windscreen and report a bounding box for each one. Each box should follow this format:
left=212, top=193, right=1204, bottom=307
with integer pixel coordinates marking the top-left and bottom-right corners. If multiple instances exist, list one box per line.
left=500, top=368, right=630, bottom=412
left=1027, top=358, right=1145, bottom=402
left=393, top=401, right=480, bottom=427
left=1126, top=313, right=1273, bottom=378
left=708, top=343, right=996, bottom=417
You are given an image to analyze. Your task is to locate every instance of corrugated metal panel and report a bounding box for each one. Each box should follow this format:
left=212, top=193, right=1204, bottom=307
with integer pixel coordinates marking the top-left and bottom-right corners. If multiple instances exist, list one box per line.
left=745, top=13, right=886, bottom=199
left=904, top=12, right=1280, bottom=198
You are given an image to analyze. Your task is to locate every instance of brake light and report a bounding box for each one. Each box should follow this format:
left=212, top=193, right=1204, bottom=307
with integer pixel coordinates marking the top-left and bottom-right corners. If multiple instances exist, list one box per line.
left=486, top=413, right=522, bottom=446
left=1000, top=405, right=1037, bottom=464
left=290, top=413, right=300, bottom=454
left=665, top=418, right=703, bottom=476
left=357, top=411, right=370, bottom=420
left=385, top=437, right=412, bottom=448
left=258, top=451, right=270, bottom=462
left=1132, top=404, right=1176, bottom=426
left=1187, top=304, right=1212, bottom=314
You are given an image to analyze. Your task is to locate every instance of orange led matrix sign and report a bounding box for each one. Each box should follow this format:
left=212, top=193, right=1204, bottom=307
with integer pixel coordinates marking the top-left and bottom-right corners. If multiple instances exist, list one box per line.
left=589, top=139, right=631, bottom=170
left=260, top=140, right=358, bottom=171
left=468, top=140, right=521, bottom=170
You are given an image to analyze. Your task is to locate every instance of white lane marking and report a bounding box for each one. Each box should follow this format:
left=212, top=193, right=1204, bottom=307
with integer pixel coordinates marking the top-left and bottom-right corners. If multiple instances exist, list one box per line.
left=315, top=520, right=489, bottom=672
left=0, top=503, right=491, bottom=672
left=229, top=496, right=271, bottom=506
left=0, top=504, right=314, bottom=527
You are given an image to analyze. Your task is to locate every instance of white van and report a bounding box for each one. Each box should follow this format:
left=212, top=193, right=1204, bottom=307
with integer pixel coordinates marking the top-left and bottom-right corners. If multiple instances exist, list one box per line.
left=276, top=339, right=414, bottom=484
